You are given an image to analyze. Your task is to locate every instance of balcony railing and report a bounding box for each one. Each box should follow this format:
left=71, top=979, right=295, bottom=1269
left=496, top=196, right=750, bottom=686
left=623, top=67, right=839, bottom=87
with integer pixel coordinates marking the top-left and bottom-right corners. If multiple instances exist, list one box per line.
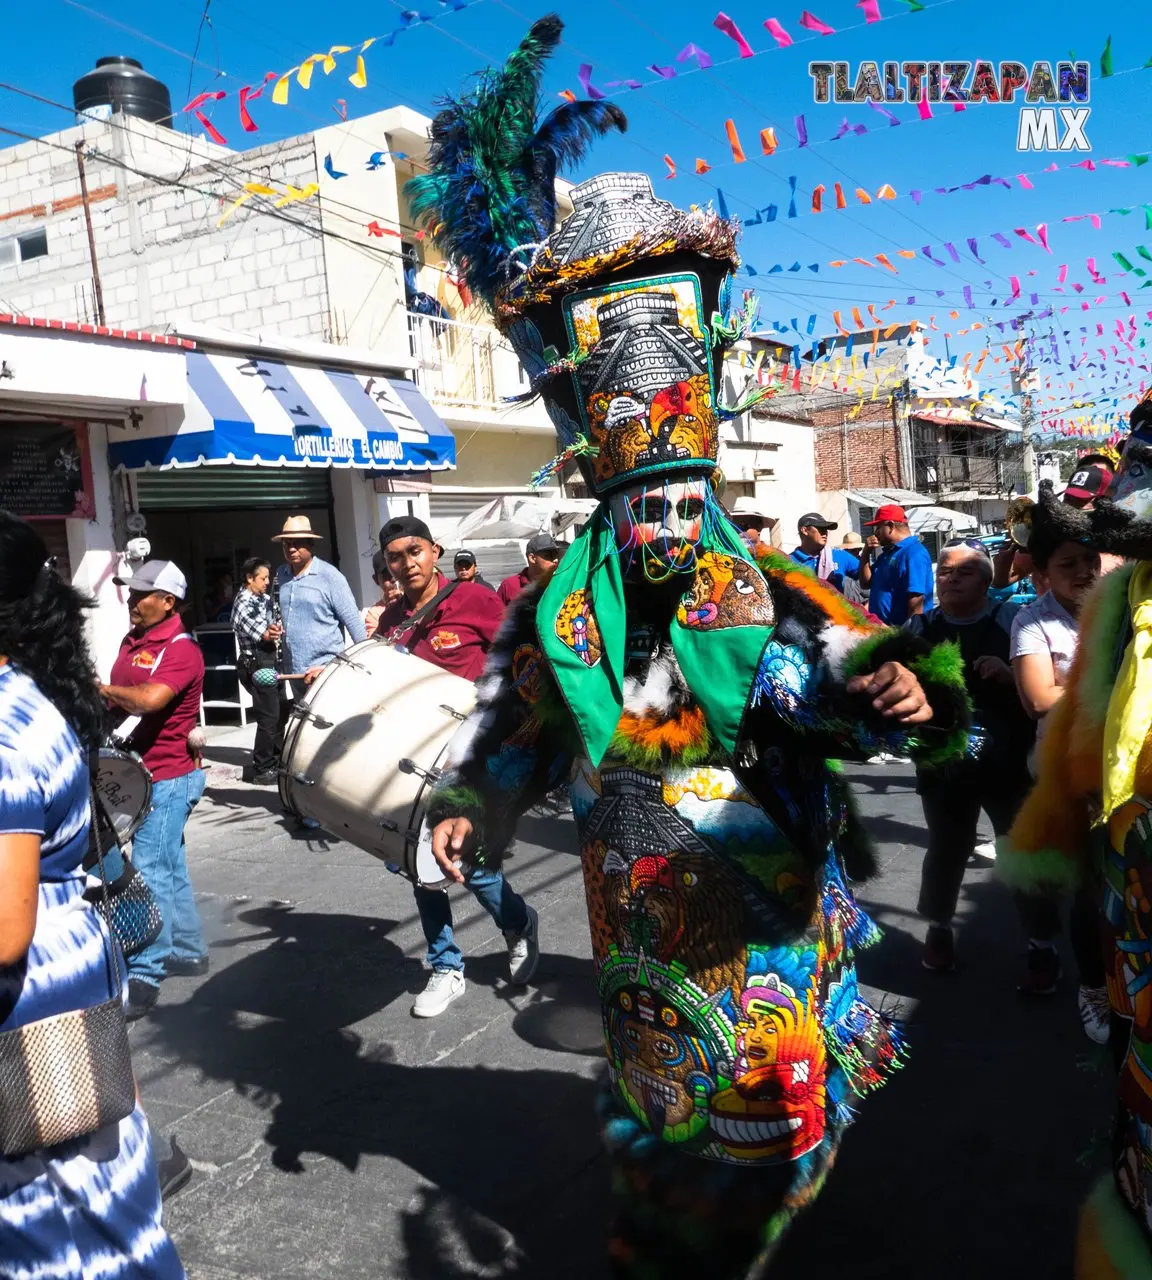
left=407, top=310, right=532, bottom=411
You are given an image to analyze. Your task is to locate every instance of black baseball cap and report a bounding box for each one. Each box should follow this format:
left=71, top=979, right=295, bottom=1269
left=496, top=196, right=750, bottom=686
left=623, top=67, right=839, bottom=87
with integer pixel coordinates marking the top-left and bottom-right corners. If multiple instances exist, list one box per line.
left=379, top=514, right=438, bottom=551
left=526, top=532, right=560, bottom=557
left=1063, top=463, right=1114, bottom=506
left=797, top=512, right=838, bottom=531
left=454, top=549, right=477, bottom=566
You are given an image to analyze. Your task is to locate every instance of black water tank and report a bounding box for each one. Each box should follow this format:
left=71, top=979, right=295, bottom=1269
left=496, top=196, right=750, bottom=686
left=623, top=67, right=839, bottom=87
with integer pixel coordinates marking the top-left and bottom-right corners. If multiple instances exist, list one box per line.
left=73, top=56, right=173, bottom=127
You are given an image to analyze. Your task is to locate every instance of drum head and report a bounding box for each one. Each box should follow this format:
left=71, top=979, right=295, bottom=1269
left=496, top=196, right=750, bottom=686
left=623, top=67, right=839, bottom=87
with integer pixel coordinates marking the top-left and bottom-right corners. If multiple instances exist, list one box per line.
left=411, top=821, right=449, bottom=891
left=96, top=747, right=153, bottom=841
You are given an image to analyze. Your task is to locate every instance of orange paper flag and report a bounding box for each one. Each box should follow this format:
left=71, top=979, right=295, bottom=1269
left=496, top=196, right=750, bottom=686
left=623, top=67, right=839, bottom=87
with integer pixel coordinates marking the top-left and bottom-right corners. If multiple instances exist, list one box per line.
left=896, top=249, right=916, bottom=259
left=875, top=253, right=898, bottom=273
left=851, top=307, right=865, bottom=330
left=832, top=310, right=848, bottom=334
left=695, top=158, right=712, bottom=174
left=876, top=184, right=897, bottom=200
left=760, top=128, right=777, bottom=155
left=855, top=188, right=872, bottom=204
left=663, top=155, right=676, bottom=179
left=851, top=258, right=874, bottom=268
left=725, top=119, right=747, bottom=163
left=834, top=182, right=846, bottom=209
left=559, top=89, right=576, bottom=102
left=812, top=184, right=825, bottom=213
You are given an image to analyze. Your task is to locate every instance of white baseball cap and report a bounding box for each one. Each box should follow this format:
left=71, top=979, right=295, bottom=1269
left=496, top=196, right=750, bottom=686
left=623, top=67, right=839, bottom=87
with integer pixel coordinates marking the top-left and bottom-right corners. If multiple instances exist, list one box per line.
left=113, top=559, right=188, bottom=600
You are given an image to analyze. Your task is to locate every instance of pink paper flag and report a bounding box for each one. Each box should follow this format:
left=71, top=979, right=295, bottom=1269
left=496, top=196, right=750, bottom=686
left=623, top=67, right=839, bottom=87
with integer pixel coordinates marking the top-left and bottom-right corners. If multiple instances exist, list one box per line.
left=1072, top=159, right=1097, bottom=171
left=1037, top=224, right=1050, bottom=253
left=713, top=13, right=755, bottom=57
left=1091, top=214, right=1101, bottom=229
left=577, top=64, right=605, bottom=99
left=856, top=0, right=881, bottom=20
left=1016, top=174, right=1034, bottom=189
left=1087, top=257, right=1104, bottom=282
left=952, top=101, right=967, bottom=112
left=1044, top=163, right=1059, bottom=172
left=917, top=97, right=932, bottom=121
left=1014, top=227, right=1037, bottom=244
left=1009, top=276, right=1021, bottom=299
left=1123, top=291, right=1132, bottom=304
left=798, top=10, right=835, bottom=35
left=763, top=17, right=793, bottom=46
left=1058, top=263, right=1068, bottom=283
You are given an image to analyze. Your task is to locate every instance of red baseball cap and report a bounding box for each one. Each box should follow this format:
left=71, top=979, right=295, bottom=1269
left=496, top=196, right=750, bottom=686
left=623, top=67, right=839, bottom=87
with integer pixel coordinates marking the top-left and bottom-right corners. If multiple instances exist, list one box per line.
left=1063, top=462, right=1114, bottom=506
left=863, top=504, right=907, bottom=526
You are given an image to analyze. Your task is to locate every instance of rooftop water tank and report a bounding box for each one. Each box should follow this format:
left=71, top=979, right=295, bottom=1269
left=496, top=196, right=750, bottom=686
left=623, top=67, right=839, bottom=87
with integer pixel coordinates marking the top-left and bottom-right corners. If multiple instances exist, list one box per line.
left=73, top=56, right=173, bottom=127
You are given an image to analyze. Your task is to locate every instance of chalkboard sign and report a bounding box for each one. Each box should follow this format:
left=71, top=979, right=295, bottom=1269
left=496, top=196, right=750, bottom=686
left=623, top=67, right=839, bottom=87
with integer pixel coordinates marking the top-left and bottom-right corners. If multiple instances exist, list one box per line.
left=0, top=422, right=94, bottom=519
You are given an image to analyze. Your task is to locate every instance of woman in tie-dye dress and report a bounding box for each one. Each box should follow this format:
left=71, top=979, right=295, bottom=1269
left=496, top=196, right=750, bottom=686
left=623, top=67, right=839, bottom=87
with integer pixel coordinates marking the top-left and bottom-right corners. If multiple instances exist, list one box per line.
left=0, top=511, right=182, bottom=1279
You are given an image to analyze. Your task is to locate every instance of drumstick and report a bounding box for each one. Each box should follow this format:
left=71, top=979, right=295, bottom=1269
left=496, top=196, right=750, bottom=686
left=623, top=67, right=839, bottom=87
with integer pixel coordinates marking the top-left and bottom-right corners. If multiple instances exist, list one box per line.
left=251, top=668, right=309, bottom=687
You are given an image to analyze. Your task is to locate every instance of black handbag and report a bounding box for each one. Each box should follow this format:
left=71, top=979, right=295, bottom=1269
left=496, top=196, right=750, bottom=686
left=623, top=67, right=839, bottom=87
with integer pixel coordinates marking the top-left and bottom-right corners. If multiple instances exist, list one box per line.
left=0, top=788, right=136, bottom=1158
left=85, top=795, right=163, bottom=959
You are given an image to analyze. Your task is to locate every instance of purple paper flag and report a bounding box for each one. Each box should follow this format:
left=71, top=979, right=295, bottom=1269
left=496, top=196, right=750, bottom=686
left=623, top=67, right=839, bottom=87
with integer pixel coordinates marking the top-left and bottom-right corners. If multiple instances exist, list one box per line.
left=795, top=114, right=809, bottom=147
left=677, top=42, right=713, bottom=69
left=967, top=237, right=985, bottom=263
left=578, top=65, right=605, bottom=99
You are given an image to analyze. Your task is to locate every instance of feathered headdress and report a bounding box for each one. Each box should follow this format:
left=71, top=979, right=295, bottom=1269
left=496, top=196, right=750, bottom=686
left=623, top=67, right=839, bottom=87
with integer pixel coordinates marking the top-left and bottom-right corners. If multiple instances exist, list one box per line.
left=405, top=15, right=626, bottom=308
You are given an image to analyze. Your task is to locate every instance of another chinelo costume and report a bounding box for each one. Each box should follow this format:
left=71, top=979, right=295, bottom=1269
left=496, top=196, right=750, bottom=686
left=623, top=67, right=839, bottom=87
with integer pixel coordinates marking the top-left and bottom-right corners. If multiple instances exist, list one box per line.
left=411, top=18, right=970, bottom=1276
left=1002, top=396, right=1152, bottom=1280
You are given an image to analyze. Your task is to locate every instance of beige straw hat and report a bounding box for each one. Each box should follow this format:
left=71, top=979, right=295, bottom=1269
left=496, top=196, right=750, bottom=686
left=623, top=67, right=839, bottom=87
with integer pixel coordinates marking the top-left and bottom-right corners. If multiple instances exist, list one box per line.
left=271, top=515, right=323, bottom=542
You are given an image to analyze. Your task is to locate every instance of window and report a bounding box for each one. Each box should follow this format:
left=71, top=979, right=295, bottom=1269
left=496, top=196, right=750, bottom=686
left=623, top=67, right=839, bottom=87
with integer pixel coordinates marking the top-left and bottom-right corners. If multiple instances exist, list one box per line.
left=0, top=228, right=49, bottom=268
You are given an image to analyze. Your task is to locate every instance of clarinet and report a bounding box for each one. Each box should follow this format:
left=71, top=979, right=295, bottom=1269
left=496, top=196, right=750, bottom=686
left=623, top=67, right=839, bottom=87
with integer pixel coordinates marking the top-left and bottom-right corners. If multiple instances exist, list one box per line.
left=270, top=575, right=285, bottom=692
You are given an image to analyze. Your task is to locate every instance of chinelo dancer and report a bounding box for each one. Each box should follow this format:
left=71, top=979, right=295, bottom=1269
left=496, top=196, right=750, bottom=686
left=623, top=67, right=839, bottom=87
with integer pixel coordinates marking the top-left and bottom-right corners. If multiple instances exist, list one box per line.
left=411, top=18, right=971, bottom=1277
left=1000, top=390, right=1152, bottom=1280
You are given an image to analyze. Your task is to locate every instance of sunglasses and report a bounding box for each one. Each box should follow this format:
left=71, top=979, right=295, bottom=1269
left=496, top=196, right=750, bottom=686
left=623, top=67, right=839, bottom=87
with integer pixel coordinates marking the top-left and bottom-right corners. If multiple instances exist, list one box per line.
left=942, top=538, right=991, bottom=558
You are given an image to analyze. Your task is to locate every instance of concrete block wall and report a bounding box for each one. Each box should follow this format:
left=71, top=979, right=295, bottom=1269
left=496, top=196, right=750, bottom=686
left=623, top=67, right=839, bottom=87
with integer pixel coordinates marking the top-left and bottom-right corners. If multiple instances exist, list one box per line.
left=0, top=118, right=331, bottom=342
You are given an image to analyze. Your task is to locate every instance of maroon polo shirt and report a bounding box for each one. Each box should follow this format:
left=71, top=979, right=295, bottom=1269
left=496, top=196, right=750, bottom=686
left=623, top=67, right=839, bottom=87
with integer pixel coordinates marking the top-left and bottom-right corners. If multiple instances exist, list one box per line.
left=377, top=573, right=505, bottom=683
left=109, top=613, right=205, bottom=780
left=497, top=569, right=531, bottom=608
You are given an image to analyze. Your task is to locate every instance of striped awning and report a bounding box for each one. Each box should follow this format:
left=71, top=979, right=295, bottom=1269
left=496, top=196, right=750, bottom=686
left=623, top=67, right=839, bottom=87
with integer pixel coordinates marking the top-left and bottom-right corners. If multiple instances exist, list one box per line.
left=107, top=350, right=456, bottom=472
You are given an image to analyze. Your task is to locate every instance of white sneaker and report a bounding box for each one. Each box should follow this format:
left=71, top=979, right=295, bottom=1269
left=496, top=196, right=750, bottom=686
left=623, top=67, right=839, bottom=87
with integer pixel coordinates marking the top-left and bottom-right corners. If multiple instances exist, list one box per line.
left=505, top=904, right=539, bottom=986
left=412, top=969, right=466, bottom=1018
left=973, top=841, right=997, bottom=861
left=1078, top=984, right=1110, bottom=1045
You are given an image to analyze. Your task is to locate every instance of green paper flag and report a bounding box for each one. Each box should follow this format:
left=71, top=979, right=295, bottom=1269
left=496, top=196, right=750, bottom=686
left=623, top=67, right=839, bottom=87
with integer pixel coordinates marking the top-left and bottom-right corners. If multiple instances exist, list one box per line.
left=1115, top=252, right=1135, bottom=271
left=1101, top=35, right=1114, bottom=78
left=896, top=0, right=925, bottom=10
left=1139, top=246, right=1152, bottom=262
left=1145, top=205, right=1152, bottom=230
left=1131, top=154, right=1151, bottom=166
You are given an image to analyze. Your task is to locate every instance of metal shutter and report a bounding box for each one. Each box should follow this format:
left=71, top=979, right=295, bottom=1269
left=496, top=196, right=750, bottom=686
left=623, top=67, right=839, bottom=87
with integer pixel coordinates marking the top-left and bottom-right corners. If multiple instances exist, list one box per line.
left=135, top=468, right=332, bottom=510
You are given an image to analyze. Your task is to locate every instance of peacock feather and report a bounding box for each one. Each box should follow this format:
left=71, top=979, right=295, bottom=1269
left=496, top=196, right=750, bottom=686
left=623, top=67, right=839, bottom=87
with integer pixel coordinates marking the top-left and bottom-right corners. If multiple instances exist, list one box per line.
left=405, top=14, right=626, bottom=308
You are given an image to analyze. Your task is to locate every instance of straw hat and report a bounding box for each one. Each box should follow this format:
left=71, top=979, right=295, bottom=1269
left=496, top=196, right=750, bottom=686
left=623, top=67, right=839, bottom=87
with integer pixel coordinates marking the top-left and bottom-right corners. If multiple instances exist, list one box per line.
left=840, top=531, right=864, bottom=548
left=271, top=515, right=323, bottom=542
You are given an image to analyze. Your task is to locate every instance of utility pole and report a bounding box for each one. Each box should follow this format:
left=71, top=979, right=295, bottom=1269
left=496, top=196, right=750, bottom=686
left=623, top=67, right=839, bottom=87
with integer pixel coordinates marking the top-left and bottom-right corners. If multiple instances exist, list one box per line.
left=74, top=141, right=105, bottom=326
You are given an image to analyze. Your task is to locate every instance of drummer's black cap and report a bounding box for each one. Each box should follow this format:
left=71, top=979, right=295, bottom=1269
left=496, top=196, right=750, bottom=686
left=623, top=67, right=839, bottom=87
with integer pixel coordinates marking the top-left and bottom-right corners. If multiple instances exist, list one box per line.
left=379, top=514, right=438, bottom=552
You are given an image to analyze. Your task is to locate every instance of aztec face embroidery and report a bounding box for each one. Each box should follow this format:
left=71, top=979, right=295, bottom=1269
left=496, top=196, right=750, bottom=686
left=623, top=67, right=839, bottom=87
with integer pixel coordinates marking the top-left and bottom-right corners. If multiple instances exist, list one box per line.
left=1110, top=448, right=1152, bottom=521
left=511, top=643, right=545, bottom=704
left=554, top=588, right=603, bottom=667
left=677, top=552, right=776, bottom=631
left=709, top=972, right=827, bottom=1164
left=563, top=274, right=718, bottom=489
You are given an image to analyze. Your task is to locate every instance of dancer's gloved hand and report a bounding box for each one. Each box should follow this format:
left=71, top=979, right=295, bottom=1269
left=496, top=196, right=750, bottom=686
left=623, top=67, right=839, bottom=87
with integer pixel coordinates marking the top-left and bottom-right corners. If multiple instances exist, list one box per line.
left=846, top=661, right=931, bottom=724
left=430, top=817, right=475, bottom=883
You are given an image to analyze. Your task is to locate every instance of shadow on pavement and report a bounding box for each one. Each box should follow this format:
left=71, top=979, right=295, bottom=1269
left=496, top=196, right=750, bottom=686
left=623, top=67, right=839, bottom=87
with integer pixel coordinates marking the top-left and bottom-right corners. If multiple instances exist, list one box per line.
left=146, top=904, right=610, bottom=1279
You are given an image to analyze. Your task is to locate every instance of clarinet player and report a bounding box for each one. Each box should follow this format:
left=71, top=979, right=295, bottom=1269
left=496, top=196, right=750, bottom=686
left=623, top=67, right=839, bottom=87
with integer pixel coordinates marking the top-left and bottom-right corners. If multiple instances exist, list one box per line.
left=230, top=556, right=283, bottom=785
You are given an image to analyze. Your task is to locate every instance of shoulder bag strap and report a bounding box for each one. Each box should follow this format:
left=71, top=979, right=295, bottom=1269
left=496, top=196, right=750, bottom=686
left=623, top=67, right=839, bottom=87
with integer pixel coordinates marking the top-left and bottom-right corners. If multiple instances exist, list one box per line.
left=85, top=751, right=122, bottom=1001
left=383, top=580, right=462, bottom=646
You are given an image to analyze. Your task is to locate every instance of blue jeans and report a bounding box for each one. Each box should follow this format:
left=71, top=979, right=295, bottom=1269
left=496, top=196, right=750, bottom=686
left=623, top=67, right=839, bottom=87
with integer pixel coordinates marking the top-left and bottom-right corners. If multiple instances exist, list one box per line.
left=129, top=769, right=208, bottom=986
left=415, top=867, right=529, bottom=972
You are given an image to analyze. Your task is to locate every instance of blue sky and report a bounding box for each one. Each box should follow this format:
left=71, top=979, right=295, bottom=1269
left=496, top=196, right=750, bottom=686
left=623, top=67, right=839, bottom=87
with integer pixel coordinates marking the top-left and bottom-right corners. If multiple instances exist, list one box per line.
left=6, top=0, right=1152, bottom=433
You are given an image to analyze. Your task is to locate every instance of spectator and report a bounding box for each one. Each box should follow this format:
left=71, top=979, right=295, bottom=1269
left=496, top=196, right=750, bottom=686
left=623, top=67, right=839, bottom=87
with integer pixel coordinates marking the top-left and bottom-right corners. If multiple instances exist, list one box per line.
left=272, top=515, right=367, bottom=687
left=363, top=551, right=403, bottom=639
left=790, top=512, right=861, bottom=595
left=728, top=498, right=769, bottom=553
left=453, top=549, right=496, bottom=590
left=202, top=570, right=235, bottom=624
left=1062, top=454, right=1115, bottom=510
left=905, top=541, right=1035, bottom=974
left=1009, top=527, right=1106, bottom=1021
left=100, top=559, right=208, bottom=1019
left=231, top=557, right=282, bottom=785
left=375, top=515, right=536, bottom=1018
left=858, top=504, right=935, bottom=625
left=497, top=532, right=561, bottom=607
left=0, top=514, right=183, bottom=1277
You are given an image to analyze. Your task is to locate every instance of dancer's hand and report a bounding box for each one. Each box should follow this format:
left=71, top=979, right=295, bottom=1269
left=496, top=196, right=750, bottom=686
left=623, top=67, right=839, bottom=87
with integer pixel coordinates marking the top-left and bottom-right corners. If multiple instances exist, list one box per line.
left=430, top=817, right=474, bottom=883
left=847, top=661, right=931, bottom=724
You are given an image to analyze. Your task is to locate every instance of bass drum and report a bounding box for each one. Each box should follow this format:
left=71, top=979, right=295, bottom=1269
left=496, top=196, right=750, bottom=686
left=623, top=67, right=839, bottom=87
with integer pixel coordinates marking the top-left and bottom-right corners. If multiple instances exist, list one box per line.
left=95, top=746, right=153, bottom=847
left=278, top=640, right=476, bottom=888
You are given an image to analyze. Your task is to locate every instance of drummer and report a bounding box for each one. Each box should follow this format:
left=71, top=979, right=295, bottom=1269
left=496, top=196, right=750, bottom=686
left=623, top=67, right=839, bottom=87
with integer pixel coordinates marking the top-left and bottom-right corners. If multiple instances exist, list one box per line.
left=376, top=515, right=539, bottom=1018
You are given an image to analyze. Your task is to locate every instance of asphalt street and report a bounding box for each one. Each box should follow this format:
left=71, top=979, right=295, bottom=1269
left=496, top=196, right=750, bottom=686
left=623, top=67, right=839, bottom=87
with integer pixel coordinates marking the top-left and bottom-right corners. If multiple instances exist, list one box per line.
left=140, top=737, right=1111, bottom=1280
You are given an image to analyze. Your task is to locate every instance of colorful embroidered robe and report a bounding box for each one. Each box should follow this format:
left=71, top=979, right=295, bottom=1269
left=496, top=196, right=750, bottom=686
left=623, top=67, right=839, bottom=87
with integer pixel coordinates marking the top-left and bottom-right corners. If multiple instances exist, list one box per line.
left=428, top=548, right=968, bottom=1232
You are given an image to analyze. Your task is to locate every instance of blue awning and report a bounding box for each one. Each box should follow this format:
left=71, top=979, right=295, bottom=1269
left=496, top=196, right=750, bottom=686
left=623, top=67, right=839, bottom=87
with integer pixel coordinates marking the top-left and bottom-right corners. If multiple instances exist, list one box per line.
left=107, top=350, right=455, bottom=472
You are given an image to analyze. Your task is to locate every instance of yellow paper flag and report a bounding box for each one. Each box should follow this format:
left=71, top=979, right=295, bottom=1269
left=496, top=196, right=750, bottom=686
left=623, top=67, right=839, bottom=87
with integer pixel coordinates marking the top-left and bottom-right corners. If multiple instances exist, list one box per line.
left=323, top=45, right=351, bottom=75
left=217, top=182, right=278, bottom=227
left=272, top=72, right=296, bottom=105
left=349, top=56, right=368, bottom=89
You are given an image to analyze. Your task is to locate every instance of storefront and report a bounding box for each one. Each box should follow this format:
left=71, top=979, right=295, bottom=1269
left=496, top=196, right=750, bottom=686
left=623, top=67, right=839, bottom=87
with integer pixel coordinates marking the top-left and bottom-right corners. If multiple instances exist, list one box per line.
left=105, top=336, right=457, bottom=626
left=0, top=317, right=456, bottom=676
